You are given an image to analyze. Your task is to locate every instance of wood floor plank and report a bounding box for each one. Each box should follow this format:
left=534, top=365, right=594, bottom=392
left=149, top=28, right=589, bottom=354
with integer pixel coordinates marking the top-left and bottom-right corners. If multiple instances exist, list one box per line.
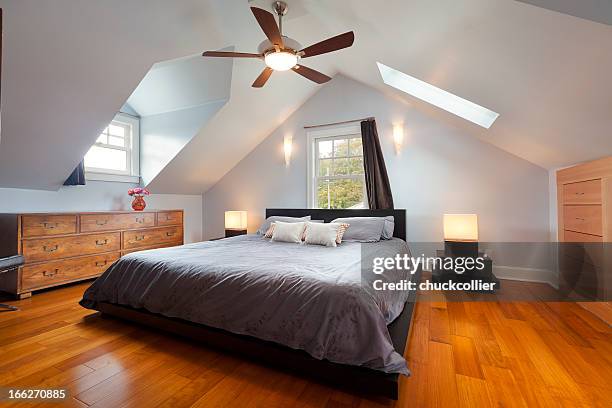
left=455, top=374, right=493, bottom=407
left=450, top=335, right=483, bottom=379
left=425, top=341, right=459, bottom=407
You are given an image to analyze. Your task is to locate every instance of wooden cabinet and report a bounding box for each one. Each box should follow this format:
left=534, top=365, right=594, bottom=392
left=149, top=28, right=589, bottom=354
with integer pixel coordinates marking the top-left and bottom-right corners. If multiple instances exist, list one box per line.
left=0, top=210, right=183, bottom=298
left=557, top=157, right=612, bottom=324
left=557, top=157, right=612, bottom=242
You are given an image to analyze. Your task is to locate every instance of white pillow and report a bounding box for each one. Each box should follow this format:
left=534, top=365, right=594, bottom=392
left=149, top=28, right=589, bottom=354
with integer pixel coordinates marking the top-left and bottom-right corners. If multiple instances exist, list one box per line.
left=271, top=221, right=306, bottom=243
left=304, top=222, right=342, bottom=247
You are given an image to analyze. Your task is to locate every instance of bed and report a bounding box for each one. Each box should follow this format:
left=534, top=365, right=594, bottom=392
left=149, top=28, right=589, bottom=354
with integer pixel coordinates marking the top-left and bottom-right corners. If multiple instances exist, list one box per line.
left=80, top=208, right=419, bottom=399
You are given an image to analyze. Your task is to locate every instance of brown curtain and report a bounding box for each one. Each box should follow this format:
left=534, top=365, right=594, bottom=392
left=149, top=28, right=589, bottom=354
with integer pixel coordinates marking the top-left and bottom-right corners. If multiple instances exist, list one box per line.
left=361, top=118, right=394, bottom=209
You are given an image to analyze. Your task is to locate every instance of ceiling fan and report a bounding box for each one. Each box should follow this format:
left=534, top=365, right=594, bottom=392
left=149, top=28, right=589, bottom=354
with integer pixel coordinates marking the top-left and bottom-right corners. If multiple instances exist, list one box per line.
left=202, top=1, right=354, bottom=88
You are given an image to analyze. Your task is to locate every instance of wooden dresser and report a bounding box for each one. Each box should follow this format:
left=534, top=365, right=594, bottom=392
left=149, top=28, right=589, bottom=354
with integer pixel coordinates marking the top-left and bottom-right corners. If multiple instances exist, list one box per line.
left=0, top=210, right=183, bottom=298
left=557, top=157, right=611, bottom=324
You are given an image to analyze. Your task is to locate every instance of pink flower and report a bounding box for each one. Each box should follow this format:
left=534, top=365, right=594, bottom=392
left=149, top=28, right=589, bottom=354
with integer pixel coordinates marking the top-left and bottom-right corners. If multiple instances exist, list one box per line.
left=127, top=188, right=134, bottom=196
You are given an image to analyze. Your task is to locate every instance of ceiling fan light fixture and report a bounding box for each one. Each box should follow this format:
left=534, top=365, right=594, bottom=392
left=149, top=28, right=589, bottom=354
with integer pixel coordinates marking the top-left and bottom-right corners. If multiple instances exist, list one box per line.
left=264, top=51, right=298, bottom=71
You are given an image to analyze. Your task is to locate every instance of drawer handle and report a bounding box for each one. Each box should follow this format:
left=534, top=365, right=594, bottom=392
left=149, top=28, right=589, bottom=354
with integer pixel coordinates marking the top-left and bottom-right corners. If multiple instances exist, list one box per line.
left=95, top=260, right=108, bottom=267
left=42, top=222, right=58, bottom=229
left=136, top=218, right=145, bottom=224
left=575, top=192, right=585, bottom=195
left=43, top=244, right=59, bottom=252
left=165, top=232, right=174, bottom=237
left=96, top=220, right=108, bottom=226
left=95, top=239, right=108, bottom=246
left=43, top=268, right=59, bottom=277
left=575, top=217, right=585, bottom=221
left=135, top=235, right=145, bottom=241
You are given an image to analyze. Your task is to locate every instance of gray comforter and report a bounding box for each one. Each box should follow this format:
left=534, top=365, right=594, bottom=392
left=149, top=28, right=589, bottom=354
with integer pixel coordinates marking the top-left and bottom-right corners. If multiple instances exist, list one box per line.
left=80, top=235, right=413, bottom=375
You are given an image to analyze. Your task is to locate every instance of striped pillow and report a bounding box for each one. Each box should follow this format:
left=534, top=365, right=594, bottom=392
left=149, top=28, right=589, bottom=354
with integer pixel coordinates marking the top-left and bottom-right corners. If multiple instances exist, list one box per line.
left=335, top=223, right=350, bottom=244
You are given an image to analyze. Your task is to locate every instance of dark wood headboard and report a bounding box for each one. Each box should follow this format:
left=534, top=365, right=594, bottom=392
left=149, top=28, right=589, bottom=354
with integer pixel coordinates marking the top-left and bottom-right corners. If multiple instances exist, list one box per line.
left=265, top=208, right=406, bottom=241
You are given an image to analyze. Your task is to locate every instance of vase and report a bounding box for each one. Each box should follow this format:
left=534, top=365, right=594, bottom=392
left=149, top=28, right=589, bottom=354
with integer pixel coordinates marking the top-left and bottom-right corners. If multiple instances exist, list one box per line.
left=131, top=195, right=146, bottom=211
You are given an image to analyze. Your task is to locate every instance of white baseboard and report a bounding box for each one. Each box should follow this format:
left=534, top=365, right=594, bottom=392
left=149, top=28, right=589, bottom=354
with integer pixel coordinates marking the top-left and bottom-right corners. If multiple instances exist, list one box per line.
left=493, top=265, right=558, bottom=288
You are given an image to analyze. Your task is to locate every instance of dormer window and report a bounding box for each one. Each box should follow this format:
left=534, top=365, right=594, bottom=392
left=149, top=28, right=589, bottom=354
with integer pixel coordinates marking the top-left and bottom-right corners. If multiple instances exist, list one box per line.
left=84, top=112, right=140, bottom=183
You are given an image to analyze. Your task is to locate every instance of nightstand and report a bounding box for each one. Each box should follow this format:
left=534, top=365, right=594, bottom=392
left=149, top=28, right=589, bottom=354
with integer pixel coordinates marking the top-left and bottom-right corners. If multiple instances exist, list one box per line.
left=432, top=249, right=500, bottom=293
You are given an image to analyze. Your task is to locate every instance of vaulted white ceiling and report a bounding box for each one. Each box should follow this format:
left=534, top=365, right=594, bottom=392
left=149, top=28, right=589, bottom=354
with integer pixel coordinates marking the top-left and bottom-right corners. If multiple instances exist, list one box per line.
left=1, top=0, right=611, bottom=193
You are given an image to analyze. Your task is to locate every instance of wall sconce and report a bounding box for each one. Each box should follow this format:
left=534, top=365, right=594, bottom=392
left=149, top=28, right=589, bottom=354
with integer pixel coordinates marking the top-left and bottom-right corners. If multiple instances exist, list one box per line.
left=393, top=123, right=404, bottom=154
left=284, top=134, right=293, bottom=166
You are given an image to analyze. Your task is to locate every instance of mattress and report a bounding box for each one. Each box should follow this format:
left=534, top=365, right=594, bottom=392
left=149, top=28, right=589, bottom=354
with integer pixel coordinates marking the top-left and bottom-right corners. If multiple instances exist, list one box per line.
left=80, top=234, right=414, bottom=374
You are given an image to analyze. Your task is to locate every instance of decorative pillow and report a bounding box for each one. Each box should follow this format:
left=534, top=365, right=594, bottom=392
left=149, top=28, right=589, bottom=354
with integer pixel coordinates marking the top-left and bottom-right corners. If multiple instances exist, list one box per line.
left=303, top=222, right=349, bottom=247
left=271, top=221, right=306, bottom=243
left=257, top=216, right=310, bottom=235
left=331, top=217, right=385, bottom=242
left=265, top=219, right=323, bottom=239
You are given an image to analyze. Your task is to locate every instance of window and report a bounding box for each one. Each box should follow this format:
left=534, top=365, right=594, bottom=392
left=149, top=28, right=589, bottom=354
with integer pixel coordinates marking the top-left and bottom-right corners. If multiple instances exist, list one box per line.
left=84, top=113, right=140, bottom=182
left=377, top=62, right=499, bottom=129
left=307, top=125, right=366, bottom=209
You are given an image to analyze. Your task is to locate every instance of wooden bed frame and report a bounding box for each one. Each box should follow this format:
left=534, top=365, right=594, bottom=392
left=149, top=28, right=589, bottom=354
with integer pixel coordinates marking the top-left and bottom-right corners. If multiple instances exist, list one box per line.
left=93, top=208, right=418, bottom=400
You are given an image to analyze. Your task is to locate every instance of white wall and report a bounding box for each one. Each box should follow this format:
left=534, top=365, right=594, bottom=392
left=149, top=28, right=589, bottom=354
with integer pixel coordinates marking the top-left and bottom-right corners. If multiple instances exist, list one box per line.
left=140, top=101, right=226, bottom=186
left=0, top=181, right=202, bottom=243
left=203, top=75, right=550, bottom=247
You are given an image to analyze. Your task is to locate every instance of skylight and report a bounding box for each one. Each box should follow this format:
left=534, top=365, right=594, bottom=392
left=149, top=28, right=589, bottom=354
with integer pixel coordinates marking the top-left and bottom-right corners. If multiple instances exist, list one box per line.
left=377, top=62, right=499, bottom=129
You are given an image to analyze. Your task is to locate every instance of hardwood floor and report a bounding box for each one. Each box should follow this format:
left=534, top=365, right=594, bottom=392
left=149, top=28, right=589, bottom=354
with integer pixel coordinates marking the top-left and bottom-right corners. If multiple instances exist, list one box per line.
left=0, top=281, right=610, bottom=407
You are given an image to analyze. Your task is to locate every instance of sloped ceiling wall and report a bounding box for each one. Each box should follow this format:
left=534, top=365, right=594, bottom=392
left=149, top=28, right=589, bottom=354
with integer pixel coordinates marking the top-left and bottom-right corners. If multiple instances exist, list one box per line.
left=0, top=0, right=233, bottom=190
left=1, top=0, right=610, bottom=193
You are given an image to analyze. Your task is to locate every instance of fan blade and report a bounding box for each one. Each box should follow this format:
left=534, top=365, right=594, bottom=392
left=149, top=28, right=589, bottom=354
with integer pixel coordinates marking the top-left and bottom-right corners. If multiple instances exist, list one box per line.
left=300, top=31, right=355, bottom=58
left=250, top=7, right=284, bottom=48
left=202, top=51, right=261, bottom=58
left=252, top=67, right=273, bottom=88
left=291, top=65, right=331, bottom=84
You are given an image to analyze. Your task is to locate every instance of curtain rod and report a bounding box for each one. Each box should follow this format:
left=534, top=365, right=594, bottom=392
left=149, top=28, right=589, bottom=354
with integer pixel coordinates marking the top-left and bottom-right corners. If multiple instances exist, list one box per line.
left=303, top=116, right=375, bottom=129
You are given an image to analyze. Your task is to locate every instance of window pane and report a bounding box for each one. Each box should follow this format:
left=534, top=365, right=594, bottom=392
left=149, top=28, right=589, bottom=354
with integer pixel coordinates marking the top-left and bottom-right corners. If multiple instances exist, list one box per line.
left=349, top=137, right=363, bottom=156
left=84, top=146, right=127, bottom=172
left=96, top=134, right=107, bottom=144
left=108, top=124, right=125, bottom=137
left=349, top=157, right=364, bottom=174
left=108, top=135, right=125, bottom=147
left=333, top=158, right=350, bottom=175
left=318, top=140, right=332, bottom=158
left=317, top=179, right=331, bottom=209
left=318, top=158, right=332, bottom=177
left=316, top=178, right=365, bottom=209
left=333, top=138, right=349, bottom=157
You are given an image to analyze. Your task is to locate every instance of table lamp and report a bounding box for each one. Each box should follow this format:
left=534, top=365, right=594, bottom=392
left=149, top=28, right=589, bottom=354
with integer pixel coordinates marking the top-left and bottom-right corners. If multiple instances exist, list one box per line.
left=225, top=211, right=247, bottom=238
left=443, top=214, right=479, bottom=258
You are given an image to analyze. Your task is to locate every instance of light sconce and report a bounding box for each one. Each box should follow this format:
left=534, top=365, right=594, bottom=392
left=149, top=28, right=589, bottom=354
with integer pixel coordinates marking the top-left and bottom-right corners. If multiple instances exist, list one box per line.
left=393, top=123, right=404, bottom=154
left=284, top=134, right=293, bottom=167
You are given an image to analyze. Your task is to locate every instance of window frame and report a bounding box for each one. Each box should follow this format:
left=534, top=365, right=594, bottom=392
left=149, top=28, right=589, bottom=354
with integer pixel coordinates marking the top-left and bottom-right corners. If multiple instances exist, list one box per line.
left=85, top=113, right=140, bottom=183
left=306, top=124, right=366, bottom=209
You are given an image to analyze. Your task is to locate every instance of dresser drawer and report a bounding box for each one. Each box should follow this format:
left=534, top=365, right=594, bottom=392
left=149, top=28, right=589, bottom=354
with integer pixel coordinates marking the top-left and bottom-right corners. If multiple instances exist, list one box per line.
left=22, top=232, right=121, bottom=263
left=563, top=179, right=601, bottom=204
left=563, top=230, right=603, bottom=243
left=80, top=213, right=155, bottom=232
left=22, top=215, right=77, bottom=237
left=21, top=252, right=120, bottom=291
left=563, top=205, right=602, bottom=236
left=157, top=211, right=183, bottom=226
left=123, top=226, right=182, bottom=249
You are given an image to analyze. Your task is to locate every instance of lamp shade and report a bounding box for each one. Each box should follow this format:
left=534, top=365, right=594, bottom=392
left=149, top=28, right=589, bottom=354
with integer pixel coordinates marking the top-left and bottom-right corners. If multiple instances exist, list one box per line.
left=443, top=214, right=478, bottom=241
left=225, top=211, right=247, bottom=230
